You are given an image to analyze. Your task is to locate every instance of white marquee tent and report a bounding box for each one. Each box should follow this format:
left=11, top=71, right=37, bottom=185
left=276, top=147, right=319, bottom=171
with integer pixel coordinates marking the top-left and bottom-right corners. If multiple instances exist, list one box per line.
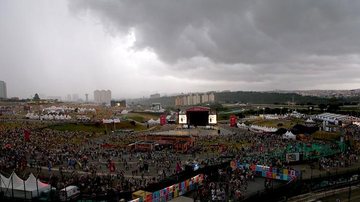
left=282, top=131, right=296, bottom=140
left=250, top=125, right=277, bottom=133
left=0, top=172, right=51, bottom=199
left=148, top=118, right=160, bottom=125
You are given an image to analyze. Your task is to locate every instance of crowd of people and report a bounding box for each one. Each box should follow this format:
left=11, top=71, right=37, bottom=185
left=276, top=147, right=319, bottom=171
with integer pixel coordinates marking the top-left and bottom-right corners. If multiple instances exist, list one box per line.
left=1, top=119, right=359, bottom=201
left=319, top=152, right=359, bottom=171
left=195, top=165, right=255, bottom=201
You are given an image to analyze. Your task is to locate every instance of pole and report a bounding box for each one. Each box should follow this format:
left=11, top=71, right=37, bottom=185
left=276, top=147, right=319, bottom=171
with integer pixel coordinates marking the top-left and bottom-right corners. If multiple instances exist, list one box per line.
left=11, top=172, right=14, bottom=199
left=0, top=174, right=3, bottom=198
left=23, top=175, right=26, bottom=200
left=348, top=181, right=351, bottom=202
left=36, top=173, right=39, bottom=198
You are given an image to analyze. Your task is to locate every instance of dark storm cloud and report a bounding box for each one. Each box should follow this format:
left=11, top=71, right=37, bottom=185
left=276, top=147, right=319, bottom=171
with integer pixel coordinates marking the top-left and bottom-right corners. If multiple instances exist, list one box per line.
left=71, top=0, right=360, bottom=64
left=1, top=0, right=359, bottom=99
left=68, top=0, right=360, bottom=92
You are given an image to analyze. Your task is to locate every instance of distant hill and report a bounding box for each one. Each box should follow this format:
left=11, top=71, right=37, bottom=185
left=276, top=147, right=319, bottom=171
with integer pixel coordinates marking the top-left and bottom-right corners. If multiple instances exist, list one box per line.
left=214, top=91, right=328, bottom=105
left=128, top=96, right=176, bottom=107
left=128, top=91, right=359, bottom=107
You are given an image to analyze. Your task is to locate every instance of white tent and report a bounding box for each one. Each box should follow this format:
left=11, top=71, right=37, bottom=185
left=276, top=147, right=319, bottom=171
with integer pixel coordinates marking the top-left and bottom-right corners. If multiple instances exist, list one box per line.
left=25, top=113, right=32, bottom=118
left=148, top=119, right=160, bottom=125
left=237, top=123, right=247, bottom=128
left=0, top=172, right=51, bottom=199
left=282, top=131, right=296, bottom=140
left=121, top=110, right=129, bottom=114
left=250, top=125, right=277, bottom=132
left=0, top=173, right=10, bottom=189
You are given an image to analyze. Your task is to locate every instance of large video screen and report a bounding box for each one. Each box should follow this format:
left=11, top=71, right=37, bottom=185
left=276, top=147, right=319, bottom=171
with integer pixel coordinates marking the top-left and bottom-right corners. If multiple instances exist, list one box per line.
left=179, top=115, right=187, bottom=124
left=208, top=115, right=217, bottom=124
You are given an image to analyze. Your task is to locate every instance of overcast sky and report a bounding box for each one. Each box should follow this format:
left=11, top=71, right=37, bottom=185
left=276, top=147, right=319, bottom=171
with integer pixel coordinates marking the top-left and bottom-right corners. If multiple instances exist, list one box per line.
left=1, top=0, right=360, bottom=99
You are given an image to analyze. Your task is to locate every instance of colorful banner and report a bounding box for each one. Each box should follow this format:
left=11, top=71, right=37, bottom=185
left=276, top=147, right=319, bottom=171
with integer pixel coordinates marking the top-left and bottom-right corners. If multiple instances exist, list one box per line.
left=133, top=174, right=204, bottom=202
left=231, top=161, right=301, bottom=181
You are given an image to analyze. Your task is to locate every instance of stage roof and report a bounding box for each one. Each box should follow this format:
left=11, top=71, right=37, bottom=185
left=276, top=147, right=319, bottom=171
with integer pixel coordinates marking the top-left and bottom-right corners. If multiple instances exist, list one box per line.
left=186, top=106, right=210, bottom=112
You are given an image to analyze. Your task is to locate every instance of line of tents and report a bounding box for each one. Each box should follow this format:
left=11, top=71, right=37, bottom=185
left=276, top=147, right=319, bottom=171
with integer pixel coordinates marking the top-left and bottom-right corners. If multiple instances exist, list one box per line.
left=25, top=113, right=72, bottom=120
left=237, top=123, right=296, bottom=139
left=42, top=106, right=96, bottom=113
left=0, top=172, right=51, bottom=199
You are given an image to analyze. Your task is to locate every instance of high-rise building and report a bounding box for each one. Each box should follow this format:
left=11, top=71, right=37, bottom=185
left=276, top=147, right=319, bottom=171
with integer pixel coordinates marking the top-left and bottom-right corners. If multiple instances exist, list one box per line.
left=208, top=92, right=215, bottom=102
left=175, top=97, right=183, bottom=106
left=72, top=94, right=79, bottom=102
left=150, top=93, right=160, bottom=98
left=85, top=94, right=89, bottom=102
left=0, top=80, right=7, bottom=99
left=193, top=94, right=201, bottom=105
left=94, top=90, right=111, bottom=105
left=202, top=94, right=209, bottom=103
left=66, top=94, right=71, bottom=101
left=175, top=92, right=215, bottom=106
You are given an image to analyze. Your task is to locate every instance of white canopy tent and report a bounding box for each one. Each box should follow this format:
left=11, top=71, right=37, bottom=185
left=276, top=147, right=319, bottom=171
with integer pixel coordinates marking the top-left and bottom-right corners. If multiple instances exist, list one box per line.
left=250, top=125, right=277, bottom=133
left=0, top=172, right=51, bottom=199
left=148, top=118, right=160, bottom=125
left=237, top=123, right=247, bottom=128
left=282, top=131, right=296, bottom=140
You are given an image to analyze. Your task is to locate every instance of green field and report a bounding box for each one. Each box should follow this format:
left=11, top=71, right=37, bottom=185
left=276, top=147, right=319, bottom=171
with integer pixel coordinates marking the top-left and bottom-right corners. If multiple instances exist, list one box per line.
left=246, top=118, right=304, bottom=129
left=123, top=112, right=161, bottom=123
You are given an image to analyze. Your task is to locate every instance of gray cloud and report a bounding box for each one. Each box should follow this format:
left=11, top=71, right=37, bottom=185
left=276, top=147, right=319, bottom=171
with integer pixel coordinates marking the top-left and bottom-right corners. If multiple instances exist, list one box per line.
left=0, top=0, right=359, bottom=99
left=71, top=0, right=360, bottom=64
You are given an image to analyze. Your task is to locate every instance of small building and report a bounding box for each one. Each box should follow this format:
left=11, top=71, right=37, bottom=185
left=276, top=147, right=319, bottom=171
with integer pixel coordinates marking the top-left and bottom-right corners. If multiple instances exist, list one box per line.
left=111, top=100, right=127, bottom=107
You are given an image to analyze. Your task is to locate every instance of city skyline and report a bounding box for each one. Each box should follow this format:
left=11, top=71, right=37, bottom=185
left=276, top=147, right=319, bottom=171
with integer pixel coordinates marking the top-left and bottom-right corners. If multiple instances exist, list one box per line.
left=1, top=0, right=360, bottom=99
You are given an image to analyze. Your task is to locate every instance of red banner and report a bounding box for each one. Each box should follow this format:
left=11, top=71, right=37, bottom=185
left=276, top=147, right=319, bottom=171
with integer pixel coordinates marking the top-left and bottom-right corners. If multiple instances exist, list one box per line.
left=230, top=115, right=237, bottom=127
left=160, top=115, right=166, bottom=126
left=109, top=161, right=115, bottom=172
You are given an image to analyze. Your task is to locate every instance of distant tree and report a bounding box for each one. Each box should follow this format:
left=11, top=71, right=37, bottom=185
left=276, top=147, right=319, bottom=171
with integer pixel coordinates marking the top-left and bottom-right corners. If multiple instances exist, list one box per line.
left=33, top=93, right=40, bottom=101
left=327, top=104, right=340, bottom=112
left=318, top=104, right=326, bottom=111
left=236, top=113, right=245, bottom=118
left=209, top=102, right=224, bottom=112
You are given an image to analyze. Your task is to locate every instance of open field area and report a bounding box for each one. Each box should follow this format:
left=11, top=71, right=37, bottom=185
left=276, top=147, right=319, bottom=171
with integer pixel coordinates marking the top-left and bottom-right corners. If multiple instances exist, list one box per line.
left=124, top=112, right=161, bottom=123
left=245, top=118, right=304, bottom=129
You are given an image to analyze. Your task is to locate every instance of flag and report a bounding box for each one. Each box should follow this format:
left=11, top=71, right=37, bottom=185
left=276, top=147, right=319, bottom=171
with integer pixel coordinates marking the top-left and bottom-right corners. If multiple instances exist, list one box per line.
left=24, top=129, right=31, bottom=142
left=176, top=162, right=182, bottom=173
left=109, top=161, right=115, bottom=172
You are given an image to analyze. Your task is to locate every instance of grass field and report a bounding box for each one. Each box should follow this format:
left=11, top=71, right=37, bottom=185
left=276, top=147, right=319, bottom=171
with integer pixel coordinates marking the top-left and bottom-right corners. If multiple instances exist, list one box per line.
left=245, top=118, right=304, bottom=129
left=123, top=112, right=161, bottom=123
left=312, top=130, right=341, bottom=141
